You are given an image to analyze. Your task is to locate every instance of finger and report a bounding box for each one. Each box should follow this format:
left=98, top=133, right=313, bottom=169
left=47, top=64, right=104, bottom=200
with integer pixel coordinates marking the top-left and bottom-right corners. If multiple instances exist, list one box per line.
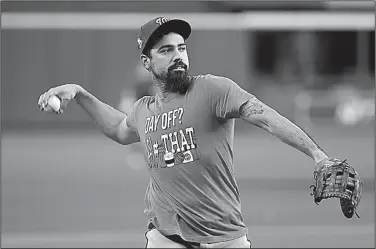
left=39, top=94, right=49, bottom=111
left=38, top=93, right=44, bottom=106
left=42, top=105, right=53, bottom=113
left=38, top=92, right=48, bottom=108
left=60, top=98, right=70, bottom=109
left=42, top=93, right=52, bottom=108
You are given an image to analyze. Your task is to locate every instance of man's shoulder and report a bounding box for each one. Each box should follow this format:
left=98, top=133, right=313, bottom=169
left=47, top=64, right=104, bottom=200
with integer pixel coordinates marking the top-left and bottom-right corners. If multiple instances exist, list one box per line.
left=190, top=74, right=234, bottom=89
left=190, top=74, right=237, bottom=93
left=190, top=74, right=230, bottom=82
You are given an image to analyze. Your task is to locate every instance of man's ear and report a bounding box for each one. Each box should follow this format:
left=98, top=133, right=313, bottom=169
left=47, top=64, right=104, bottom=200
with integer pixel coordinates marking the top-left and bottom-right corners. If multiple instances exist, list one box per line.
left=140, top=54, right=151, bottom=71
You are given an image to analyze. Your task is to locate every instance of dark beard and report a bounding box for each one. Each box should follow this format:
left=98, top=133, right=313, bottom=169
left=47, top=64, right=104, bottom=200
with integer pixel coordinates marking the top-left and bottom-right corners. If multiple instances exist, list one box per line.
left=152, top=62, right=191, bottom=95
left=165, top=70, right=190, bottom=94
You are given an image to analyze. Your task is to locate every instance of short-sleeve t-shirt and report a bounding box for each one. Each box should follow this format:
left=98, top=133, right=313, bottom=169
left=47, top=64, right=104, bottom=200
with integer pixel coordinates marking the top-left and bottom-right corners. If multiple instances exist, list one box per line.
left=126, top=74, right=254, bottom=244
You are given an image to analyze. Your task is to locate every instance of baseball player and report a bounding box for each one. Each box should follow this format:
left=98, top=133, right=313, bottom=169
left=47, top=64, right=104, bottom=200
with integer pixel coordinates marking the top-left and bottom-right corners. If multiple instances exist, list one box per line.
left=38, top=17, right=363, bottom=248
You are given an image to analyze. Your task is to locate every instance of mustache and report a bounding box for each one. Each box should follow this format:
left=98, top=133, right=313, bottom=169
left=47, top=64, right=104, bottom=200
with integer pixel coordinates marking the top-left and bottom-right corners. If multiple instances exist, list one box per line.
left=168, top=61, right=187, bottom=71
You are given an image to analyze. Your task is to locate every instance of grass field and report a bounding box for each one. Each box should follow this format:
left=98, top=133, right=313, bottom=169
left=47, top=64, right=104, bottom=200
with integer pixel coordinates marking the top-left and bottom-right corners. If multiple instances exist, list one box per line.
left=1, top=124, right=374, bottom=248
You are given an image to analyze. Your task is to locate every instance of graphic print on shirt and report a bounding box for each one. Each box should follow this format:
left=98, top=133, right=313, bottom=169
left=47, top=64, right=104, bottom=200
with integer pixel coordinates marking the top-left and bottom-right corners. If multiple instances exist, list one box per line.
left=144, top=107, right=200, bottom=170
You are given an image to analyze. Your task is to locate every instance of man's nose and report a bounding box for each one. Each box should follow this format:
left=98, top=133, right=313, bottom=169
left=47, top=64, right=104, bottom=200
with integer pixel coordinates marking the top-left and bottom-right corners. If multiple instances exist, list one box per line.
left=172, top=49, right=183, bottom=62
left=173, top=58, right=183, bottom=64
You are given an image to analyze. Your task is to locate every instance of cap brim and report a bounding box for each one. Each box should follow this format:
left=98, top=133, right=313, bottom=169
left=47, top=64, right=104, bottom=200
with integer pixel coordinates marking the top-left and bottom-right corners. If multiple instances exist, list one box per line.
left=143, top=19, right=191, bottom=54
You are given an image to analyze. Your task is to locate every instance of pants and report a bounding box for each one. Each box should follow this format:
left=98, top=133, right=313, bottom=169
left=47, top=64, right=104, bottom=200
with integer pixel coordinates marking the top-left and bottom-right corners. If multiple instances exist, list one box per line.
left=145, top=228, right=252, bottom=248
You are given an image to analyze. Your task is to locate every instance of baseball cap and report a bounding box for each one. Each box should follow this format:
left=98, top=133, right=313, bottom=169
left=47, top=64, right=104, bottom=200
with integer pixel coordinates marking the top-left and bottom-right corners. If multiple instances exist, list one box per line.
left=137, top=17, right=191, bottom=55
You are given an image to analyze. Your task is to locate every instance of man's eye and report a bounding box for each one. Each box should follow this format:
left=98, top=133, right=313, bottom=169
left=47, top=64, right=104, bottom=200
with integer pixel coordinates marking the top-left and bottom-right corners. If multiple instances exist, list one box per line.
left=179, top=47, right=186, bottom=52
left=161, top=48, right=171, bottom=53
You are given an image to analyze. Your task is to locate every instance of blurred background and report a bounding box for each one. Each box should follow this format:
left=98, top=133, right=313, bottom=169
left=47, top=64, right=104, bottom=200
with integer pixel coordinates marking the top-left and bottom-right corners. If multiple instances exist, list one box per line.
left=1, top=0, right=374, bottom=248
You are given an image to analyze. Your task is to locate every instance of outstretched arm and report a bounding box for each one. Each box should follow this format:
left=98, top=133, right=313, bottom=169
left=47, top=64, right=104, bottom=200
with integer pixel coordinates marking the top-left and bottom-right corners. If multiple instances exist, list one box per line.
left=38, top=84, right=140, bottom=145
left=239, top=95, right=329, bottom=164
left=75, top=87, right=140, bottom=145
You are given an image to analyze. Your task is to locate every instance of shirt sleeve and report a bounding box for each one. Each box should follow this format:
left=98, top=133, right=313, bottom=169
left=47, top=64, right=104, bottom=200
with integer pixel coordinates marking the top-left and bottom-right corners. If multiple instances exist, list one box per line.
left=125, top=97, right=144, bottom=134
left=204, top=75, right=254, bottom=119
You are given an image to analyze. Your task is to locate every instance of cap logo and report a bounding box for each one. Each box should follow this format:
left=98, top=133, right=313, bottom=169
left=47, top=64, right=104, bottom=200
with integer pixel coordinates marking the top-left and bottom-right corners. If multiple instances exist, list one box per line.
left=155, top=17, right=170, bottom=26
left=137, top=38, right=143, bottom=49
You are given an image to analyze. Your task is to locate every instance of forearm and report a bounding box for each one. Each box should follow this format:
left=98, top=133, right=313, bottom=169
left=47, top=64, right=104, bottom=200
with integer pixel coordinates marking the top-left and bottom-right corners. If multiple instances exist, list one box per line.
left=266, top=111, right=328, bottom=163
left=239, top=96, right=328, bottom=164
left=75, top=86, right=127, bottom=139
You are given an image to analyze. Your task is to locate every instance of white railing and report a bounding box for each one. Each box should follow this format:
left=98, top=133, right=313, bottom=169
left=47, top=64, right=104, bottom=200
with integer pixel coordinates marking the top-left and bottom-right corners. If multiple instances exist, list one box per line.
left=1, top=11, right=374, bottom=30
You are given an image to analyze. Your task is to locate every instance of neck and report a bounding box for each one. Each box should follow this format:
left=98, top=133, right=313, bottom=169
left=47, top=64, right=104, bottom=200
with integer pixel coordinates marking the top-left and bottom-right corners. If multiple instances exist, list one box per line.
left=152, top=74, right=171, bottom=99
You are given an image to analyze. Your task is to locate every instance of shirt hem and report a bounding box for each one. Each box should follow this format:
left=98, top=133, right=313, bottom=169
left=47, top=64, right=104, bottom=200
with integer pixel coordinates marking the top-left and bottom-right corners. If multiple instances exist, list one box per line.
left=160, top=227, right=248, bottom=244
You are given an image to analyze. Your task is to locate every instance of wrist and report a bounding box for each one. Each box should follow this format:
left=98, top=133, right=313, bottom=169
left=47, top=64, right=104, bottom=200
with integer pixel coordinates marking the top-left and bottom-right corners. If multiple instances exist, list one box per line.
left=74, top=85, right=86, bottom=100
left=312, top=149, right=329, bottom=165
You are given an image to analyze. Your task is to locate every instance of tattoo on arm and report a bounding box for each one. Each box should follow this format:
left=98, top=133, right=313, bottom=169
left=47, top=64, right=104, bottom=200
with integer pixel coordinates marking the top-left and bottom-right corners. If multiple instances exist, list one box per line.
left=239, top=96, right=265, bottom=118
left=269, top=115, right=329, bottom=162
left=239, top=96, right=328, bottom=162
left=294, top=124, right=329, bottom=156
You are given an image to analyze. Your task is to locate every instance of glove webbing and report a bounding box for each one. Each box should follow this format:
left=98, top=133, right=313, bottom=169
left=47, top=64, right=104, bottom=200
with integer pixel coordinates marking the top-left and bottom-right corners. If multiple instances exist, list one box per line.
left=310, top=159, right=360, bottom=218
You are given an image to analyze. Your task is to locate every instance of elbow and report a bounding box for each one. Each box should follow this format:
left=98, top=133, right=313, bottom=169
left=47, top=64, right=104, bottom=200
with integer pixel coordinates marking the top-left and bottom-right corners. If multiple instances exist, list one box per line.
left=114, top=125, right=140, bottom=145
left=103, top=129, right=123, bottom=144
left=119, top=138, right=136, bottom=146
left=255, top=108, right=280, bottom=133
left=100, top=123, right=125, bottom=144
left=264, top=109, right=293, bottom=136
left=103, top=131, right=132, bottom=145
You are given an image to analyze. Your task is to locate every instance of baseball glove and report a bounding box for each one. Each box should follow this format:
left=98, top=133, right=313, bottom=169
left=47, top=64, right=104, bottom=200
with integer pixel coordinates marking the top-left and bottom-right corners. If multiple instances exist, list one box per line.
left=310, top=158, right=364, bottom=218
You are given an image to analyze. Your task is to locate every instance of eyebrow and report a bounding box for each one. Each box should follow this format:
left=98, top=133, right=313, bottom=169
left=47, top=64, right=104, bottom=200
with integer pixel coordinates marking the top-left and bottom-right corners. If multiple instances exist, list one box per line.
left=158, top=43, right=187, bottom=51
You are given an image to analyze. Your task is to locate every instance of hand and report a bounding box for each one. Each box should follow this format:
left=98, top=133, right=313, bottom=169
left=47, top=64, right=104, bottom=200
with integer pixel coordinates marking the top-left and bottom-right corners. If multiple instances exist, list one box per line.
left=38, top=84, right=82, bottom=114
left=310, top=157, right=364, bottom=218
